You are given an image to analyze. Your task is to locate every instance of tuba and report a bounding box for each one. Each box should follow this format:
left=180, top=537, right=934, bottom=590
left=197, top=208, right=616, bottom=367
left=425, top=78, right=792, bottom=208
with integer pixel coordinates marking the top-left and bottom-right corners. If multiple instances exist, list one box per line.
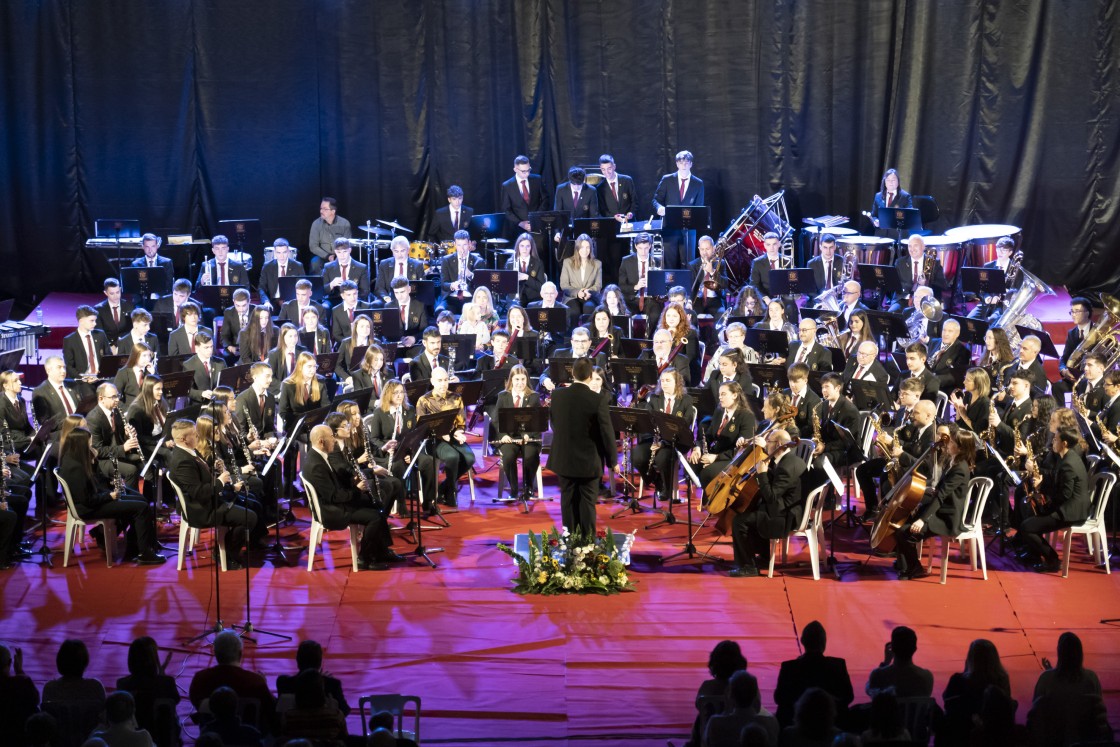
left=993, top=255, right=1054, bottom=353
left=1067, top=293, right=1120, bottom=370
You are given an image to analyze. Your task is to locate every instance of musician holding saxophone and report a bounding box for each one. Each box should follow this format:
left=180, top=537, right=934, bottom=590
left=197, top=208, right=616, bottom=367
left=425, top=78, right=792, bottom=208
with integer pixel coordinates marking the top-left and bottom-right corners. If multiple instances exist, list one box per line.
left=1013, top=427, right=1091, bottom=573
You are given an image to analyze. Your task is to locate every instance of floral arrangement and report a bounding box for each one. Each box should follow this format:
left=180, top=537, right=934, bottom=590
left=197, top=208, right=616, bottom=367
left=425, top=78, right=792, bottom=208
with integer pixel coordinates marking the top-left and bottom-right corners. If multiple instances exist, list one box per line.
left=497, top=526, right=637, bottom=595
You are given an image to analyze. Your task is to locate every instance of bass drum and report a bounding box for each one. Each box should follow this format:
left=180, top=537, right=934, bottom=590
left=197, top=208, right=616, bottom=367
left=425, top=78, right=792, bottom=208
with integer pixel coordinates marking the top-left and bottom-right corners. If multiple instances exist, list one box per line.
left=721, top=196, right=791, bottom=290
left=944, top=224, right=1021, bottom=267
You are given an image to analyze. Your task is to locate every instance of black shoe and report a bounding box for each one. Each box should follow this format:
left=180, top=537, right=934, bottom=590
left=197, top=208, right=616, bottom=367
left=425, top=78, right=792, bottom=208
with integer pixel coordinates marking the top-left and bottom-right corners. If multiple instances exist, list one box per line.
left=225, top=559, right=243, bottom=571
left=89, top=525, right=105, bottom=547
left=8, top=547, right=33, bottom=559
left=0, top=561, right=13, bottom=571
left=906, top=567, right=931, bottom=580
left=859, top=510, right=879, bottom=523
left=136, top=552, right=167, bottom=566
left=381, top=552, right=405, bottom=563
left=1032, top=559, right=1060, bottom=573
left=357, top=559, right=390, bottom=571
left=729, top=565, right=760, bottom=578
left=423, top=505, right=441, bottom=519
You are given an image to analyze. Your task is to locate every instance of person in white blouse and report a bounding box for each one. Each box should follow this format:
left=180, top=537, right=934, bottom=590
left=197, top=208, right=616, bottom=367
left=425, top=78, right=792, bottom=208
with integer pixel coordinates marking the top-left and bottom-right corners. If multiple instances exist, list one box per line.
left=560, top=233, right=603, bottom=327
left=457, top=302, right=492, bottom=352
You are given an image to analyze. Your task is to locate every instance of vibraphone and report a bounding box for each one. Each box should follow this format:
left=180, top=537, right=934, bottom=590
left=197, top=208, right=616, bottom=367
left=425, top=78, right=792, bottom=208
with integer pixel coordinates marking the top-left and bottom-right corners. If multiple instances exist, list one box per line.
left=0, top=321, right=47, bottom=361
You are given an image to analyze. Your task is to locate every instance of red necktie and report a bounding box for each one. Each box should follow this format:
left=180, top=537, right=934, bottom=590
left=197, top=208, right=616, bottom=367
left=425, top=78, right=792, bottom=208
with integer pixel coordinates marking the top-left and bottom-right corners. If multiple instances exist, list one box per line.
left=515, top=395, right=522, bottom=408
left=639, top=261, right=645, bottom=279
left=340, top=263, right=348, bottom=279
left=453, top=211, right=459, bottom=229
left=85, top=335, right=98, bottom=375
left=855, top=365, right=866, bottom=380
left=279, top=263, right=285, bottom=277
left=611, top=181, right=618, bottom=200
left=348, top=308, right=354, bottom=323
left=664, top=398, right=672, bottom=414
left=679, top=179, right=687, bottom=200
left=112, top=306, right=119, bottom=325
left=59, top=386, right=73, bottom=415
left=258, top=393, right=265, bottom=415
left=718, top=412, right=729, bottom=434
left=400, top=305, right=407, bottom=324
left=397, top=262, right=404, bottom=277
left=190, top=335, right=195, bottom=353
left=792, top=394, right=801, bottom=409
left=394, top=411, right=402, bottom=436
left=796, top=346, right=807, bottom=364
left=203, top=361, right=210, bottom=382
left=373, top=375, right=381, bottom=397
left=887, top=193, right=893, bottom=207
left=770, top=260, right=777, bottom=270
left=521, top=180, right=530, bottom=203
left=219, top=263, right=227, bottom=285
left=174, top=309, right=180, bottom=327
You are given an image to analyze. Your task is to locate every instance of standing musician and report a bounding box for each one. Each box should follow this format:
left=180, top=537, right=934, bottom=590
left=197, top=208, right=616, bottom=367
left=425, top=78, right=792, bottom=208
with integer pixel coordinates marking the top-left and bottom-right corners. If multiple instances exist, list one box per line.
left=372, top=237, right=426, bottom=308
left=195, top=412, right=267, bottom=549
left=868, top=168, right=913, bottom=228
left=618, top=233, right=661, bottom=322
left=1052, top=296, right=1095, bottom=405
left=167, top=302, right=204, bottom=358
left=652, top=150, right=704, bottom=269
left=491, top=365, right=543, bottom=502
left=330, top=281, right=371, bottom=343
left=113, top=342, right=156, bottom=410
left=305, top=421, right=398, bottom=572
left=416, top=367, right=474, bottom=508
left=997, top=335, right=1049, bottom=397
left=334, top=314, right=373, bottom=389
left=87, top=383, right=143, bottom=490
left=335, top=401, right=406, bottom=515
left=1016, top=427, right=1091, bottom=573
left=807, top=234, right=845, bottom=294
left=559, top=233, right=603, bottom=326
left=429, top=185, right=474, bottom=243
left=784, top=363, right=822, bottom=439
left=58, top=427, right=165, bottom=565
left=278, top=351, right=330, bottom=436
left=891, top=425, right=975, bottom=580
left=258, top=238, right=306, bottom=303
left=594, top=154, right=636, bottom=285
left=787, top=318, right=833, bottom=373
left=891, top=237, right=946, bottom=313
left=927, top=318, right=970, bottom=393
left=632, top=369, right=695, bottom=505
left=748, top=233, right=787, bottom=306
left=857, top=391, right=935, bottom=521
left=728, top=429, right=807, bottom=578
left=500, top=155, right=548, bottom=236
left=507, top=233, right=547, bottom=308
left=183, top=332, right=226, bottom=404
left=640, top=329, right=690, bottom=386
left=554, top=167, right=600, bottom=246
left=268, top=324, right=306, bottom=393
left=688, top=235, right=729, bottom=316
left=949, top=367, right=993, bottom=435
left=901, top=342, right=941, bottom=401
left=689, top=382, right=758, bottom=497
left=438, top=231, right=483, bottom=315
left=169, top=418, right=257, bottom=567
left=219, top=288, right=253, bottom=361
left=588, top=306, right=623, bottom=360
left=806, top=373, right=862, bottom=486
left=367, top=379, right=439, bottom=517
left=322, top=237, right=371, bottom=303
left=95, top=278, right=134, bottom=353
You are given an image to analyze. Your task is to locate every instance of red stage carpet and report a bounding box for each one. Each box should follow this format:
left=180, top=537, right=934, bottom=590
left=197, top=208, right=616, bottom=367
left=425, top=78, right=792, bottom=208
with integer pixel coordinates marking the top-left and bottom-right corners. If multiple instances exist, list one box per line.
left=3, top=458, right=1119, bottom=745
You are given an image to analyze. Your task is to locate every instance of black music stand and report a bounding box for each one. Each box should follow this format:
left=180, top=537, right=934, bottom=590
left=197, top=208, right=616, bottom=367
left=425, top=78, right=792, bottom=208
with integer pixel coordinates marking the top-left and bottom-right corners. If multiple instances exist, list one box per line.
left=725, top=315, right=764, bottom=331
left=609, top=358, right=658, bottom=405
left=688, top=386, right=717, bottom=419
left=217, top=363, right=254, bottom=392
left=572, top=217, right=618, bottom=252
left=856, top=264, right=903, bottom=308
left=749, top=363, right=789, bottom=396
left=647, top=269, right=693, bottom=298
left=196, top=285, right=241, bottom=315
left=475, top=269, right=519, bottom=300
left=529, top=210, right=570, bottom=245
left=409, top=279, right=437, bottom=308
left=348, top=345, right=369, bottom=374
left=864, top=310, right=910, bottom=351
left=368, top=307, right=403, bottom=343
left=644, top=410, right=697, bottom=531
left=530, top=307, right=568, bottom=341
left=663, top=206, right=711, bottom=232
left=467, top=213, right=505, bottom=242
left=314, top=353, right=340, bottom=378
left=496, top=406, right=550, bottom=512
left=98, top=354, right=128, bottom=379
left=770, top=269, right=818, bottom=298
left=876, top=206, right=923, bottom=245
left=439, top=334, right=476, bottom=373
left=165, top=403, right=203, bottom=436
left=849, top=379, right=892, bottom=413
left=398, top=408, right=462, bottom=567
left=960, top=267, right=1006, bottom=299
left=160, top=371, right=196, bottom=408
left=480, top=369, right=508, bottom=404
left=447, top=378, right=483, bottom=407
left=27, top=420, right=55, bottom=567
left=608, top=407, right=656, bottom=515
left=1015, top=326, right=1060, bottom=359
left=121, top=266, right=172, bottom=301
left=511, top=334, right=538, bottom=366
left=277, top=276, right=327, bottom=303
left=610, top=314, right=632, bottom=337
left=619, top=337, right=652, bottom=359
left=545, top=359, right=576, bottom=392
left=157, top=354, right=190, bottom=375
left=745, top=329, right=789, bottom=359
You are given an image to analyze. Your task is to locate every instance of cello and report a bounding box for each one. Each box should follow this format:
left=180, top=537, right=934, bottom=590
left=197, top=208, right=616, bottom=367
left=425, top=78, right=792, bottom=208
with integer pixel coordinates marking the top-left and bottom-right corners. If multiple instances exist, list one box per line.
left=712, top=436, right=801, bottom=535
left=703, top=406, right=797, bottom=515
left=870, top=433, right=948, bottom=552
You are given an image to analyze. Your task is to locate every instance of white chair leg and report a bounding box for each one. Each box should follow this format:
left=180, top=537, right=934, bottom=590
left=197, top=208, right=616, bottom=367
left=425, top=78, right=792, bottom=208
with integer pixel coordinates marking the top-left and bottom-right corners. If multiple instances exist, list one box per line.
left=939, top=537, right=950, bottom=585
left=467, top=468, right=476, bottom=505
left=1101, top=529, right=1112, bottom=574
left=536, top=465, right=544, bottom=499
left=1061, top=528, right=1073, bottom=578
left=977, top=537, right=988, bottom=580
left=63, top=518, right=76, bottom=568
left=768, top=539, right=778, bottom=578
left=495, top=465, right=507, bottom=502
left=307, top=522, right=321, bottom=571
left=807, top=533, right=820, bottom=581
left=349, top=525, right=361, bottom=571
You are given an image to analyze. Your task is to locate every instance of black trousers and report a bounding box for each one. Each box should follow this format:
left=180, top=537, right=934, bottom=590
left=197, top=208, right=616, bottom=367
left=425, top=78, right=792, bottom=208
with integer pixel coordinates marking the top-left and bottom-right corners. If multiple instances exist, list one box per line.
left=0, top=507, right=15, bottom=561
left=387, top=453, right=437, bottom=511
left=213, top=500, right=258, bottom=556
left=894, top=522, right=934, bottom=573
left=81, top=494, right=156, bottom=557
left=324, top=502, right=393, bottom=562
left=633, top=442, right=681, bottom=500
left=731, top=508, right=772, bottom=567
left=498, top=442, right=542, bottom=496
left=98, top=456, right=140, bottom=490
left=432, top=439, right=475, bottom=501
left=1019, top=512, right=1073, bottom=564
left=558, top=474, right=599, bottom=535
left=856, top=458, right=889, bottom=510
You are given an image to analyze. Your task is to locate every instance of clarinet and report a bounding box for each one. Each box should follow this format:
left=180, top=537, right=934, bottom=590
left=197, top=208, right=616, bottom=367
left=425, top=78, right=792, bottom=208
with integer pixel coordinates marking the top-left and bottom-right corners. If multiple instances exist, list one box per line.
left=230, top=418, right=256, bottom=468
left=0, top=420, right=13, bottom=465
left=109, top=452, right=127, bottom=493
left=116, top=406, right=145, bottom=463
left=344, top=444, right=383, bottom=511
left=222, top=440, right=248, bottom=494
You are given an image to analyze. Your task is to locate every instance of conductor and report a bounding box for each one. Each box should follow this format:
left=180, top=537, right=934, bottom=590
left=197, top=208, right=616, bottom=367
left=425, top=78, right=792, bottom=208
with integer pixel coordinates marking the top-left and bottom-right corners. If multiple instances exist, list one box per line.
left=547, top=357, right=618, bottom=535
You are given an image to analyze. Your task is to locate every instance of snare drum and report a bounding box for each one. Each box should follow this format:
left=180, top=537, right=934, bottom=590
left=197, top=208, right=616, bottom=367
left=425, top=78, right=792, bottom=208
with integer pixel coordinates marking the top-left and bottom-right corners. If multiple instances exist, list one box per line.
left=944, top=224, right=1021, bottom=267
left=919, top=235, right=965, bottom=284
left=836, top=235, right=895, bottom=266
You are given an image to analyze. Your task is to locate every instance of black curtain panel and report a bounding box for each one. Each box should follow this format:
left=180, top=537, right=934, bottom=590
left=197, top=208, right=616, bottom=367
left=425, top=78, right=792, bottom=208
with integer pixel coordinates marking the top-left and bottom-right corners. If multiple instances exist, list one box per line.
left=2, top=0, right=1118, bottom=312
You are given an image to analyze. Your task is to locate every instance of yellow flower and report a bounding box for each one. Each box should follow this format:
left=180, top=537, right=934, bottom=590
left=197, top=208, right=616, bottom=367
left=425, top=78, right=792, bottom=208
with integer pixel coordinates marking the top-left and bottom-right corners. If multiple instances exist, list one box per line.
left=537, top=571, right=548, bottom=584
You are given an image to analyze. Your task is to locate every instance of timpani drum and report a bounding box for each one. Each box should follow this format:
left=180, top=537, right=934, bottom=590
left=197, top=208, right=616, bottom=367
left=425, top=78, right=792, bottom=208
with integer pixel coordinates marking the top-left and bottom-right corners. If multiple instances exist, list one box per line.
left=803, top=225, right=859, bottom=257
left=836, top=235, right=896, bottom=266
left=944, top=224, right=1021, bottom=267
left=918, top=235, right=966, bottom=285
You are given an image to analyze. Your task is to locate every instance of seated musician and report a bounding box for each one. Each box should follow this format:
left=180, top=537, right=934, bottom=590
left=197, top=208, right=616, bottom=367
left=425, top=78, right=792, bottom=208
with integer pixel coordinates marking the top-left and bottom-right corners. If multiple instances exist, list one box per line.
left=125, top=374, right=171, bottom=493
left=689, top=382, right=758, bottom=498
left=602, top=283, right=634, bottom=322
left=896, top=286, right=936, bottom=349
left=527, top=283, right=569, bottom=341
left=391, top=277, right=428, bottom=352
left=618, top=233, right=661, bottom=324
left=559, top=233, right=603, bottom=326
left=491, top=365, right=543, bottom=502
left=278, top=279, right=328, bottom=327
left=726, top=285, right=764, bottom=320
left=857, top=389, right=935, bottom=521
left=113, top=341, right=155, bottom=410
left=639, top=329, right=690, bottom=386
left=702, top=321, right=757, bottom=386
left=336, top=314, right=373, bottom=390
left=689, top=235, right=729, bottom=316
left=267, top=323, right=305, bottom=395
left=704, top=349, right=753, bottom=423
left=1015, top=427, right=1092, bottom=573
left=891, top=425, right=975, bottom=580
left=838, top=282, right=869, bottom=329
left=729, top=429, right=807, bottom=578
left=372, top=237, right=425, bottom=308
left=238, top=305, right=279, bottom=365
left=298, top=305, right=332, bottom=357
left=762, top=391, right=799, bottom=435
left=458, top=303, right=492, bottom=353
left=979, top=370, right=1035, bottom=529
left=0, top=370, right=37, bottom=457
left=330, top=281, right=371, bottom=343
left=278, top=351, right=330, bottom=437
left=416, top=367, right=474, bottom=508
left=807, top=234, right=844, bottom=295
left=322, top=238, right=371, bottom=306
left=471, top=286, right=501, bottom=331
left=1008, top=395, right=1059, bottom=528
left=1096, top=370, right=1120, bottom=448
left=927, top=318, right=970, bottom=393
left=58, top=427, right=165, bottom=565
left=753, top=300, right=797, bottom=363
left=843, top=341, right=889, bottom=389
left=306, top=421, right=398, bottom=571
left=258, top=237, right=305, bottom=303
left=1071, top=352, right=1108, bottom=414
left=438, top=230, right=482, bottom=315
left=837, top=309, right=872, bottom=357
left=219, top=287, right=252, bottom=362
left=367, top=379, right=438, bottom=517
left=122, top=307, right=159, bottom=353
left=476, top=331, right=518, bottom=408
left=633, top=369, right=696, bottom=505
left=350, top=343, right=390, bottom=407
left=212, top=387, right=278, bottom=524
left=784, top=363, right=821, bottom=439
left=505, top=305, right=541, bottom=374
left=889, top=236, right=946, bottom=314
left=184, top=332, right=227, bottom=404
left=195, top=412, right=268, bottom=549
left=168, top=419, right=257, bottom=570
left=167, top=302, right=203, bottom=358
left=507, top=233, right=547, bottom=308
left=331, top=405, right=405, bottom=518
left=806, top=373, right=862, bottom=488
left=949, top=367, right=992, bottom=435
left=1052, top=296, right=1094, bottom=405
left=901, top=342, right=941, bottom=401
left=656, top=302, right=700, bottom=383
left=748, top=233, right=785, bottom=306
left=787, top=318, right=832, bottom=372
left=233, top=363, right=280, bottom=458
left=540, top=327, right=602, bottom=394
left=409, top=326, right=451, bottom=383
left=87, top=382, right=143, bottom=490
left=967, top=236, right=1017, bottom=320
left=0, top=372, right=34, bottom=560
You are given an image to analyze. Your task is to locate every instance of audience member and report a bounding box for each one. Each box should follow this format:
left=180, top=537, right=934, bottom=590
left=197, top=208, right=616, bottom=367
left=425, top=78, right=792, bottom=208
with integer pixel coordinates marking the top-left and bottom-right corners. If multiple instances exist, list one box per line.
left=865, top=625, right=933, bottom=698
left=0, top=644, right=41, bottom=746
left=778, top=687, right=840, bottom=746
left=276, top=639, right=351, bottom=716
left=702, top=670, right=779, bottom=747
left=936, top=638, right=1010, bottom=747
left=194, top=734, right=224, bottom=747
left=687, top=640, right=749, bottom=747
left=42, top=638, right=107, bottom=703
left=80, top=739, right=110, bottom=747
left=189, top=631, right=276, bottom=734
left=278, top=669, right=347, bottom=743
left=89, top=691, right=154, bottom=747
left=968, top=684, right=1029, bottom=746
left=115, top=636, right=180, bottom=746
left=773, top=621, right=854, bottom=729
left=1027, top=631, right=1111, bottom=746
left=368, top=728, right=398, bottom=747
left=369, top=711, right=420, bottom=747
left=738, top=723, right=771, bottom=747
left=199, top=685, right=264, bottom=747
left=860, top=690, right=909, bottom=745
left=24, top=711, right=59, bottom=747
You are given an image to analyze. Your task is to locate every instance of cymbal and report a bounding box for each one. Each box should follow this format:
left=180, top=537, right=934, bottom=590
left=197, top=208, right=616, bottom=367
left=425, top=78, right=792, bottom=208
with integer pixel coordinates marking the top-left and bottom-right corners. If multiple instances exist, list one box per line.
left=359, top=225, right=391, bottom=236
left=483, top=238, right=509, bottom=244
left=376, top=219, right=413, bottom=233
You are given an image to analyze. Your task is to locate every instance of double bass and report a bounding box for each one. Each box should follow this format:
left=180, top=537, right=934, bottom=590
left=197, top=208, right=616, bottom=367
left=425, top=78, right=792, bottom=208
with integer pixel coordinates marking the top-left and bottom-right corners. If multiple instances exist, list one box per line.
left=870, top=433, right=948, bottom=552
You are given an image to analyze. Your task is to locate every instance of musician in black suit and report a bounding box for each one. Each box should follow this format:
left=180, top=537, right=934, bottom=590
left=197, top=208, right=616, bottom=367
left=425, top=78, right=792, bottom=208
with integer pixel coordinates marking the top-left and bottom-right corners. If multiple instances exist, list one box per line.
left=168, top=419, right=257, bottom=568
left=322, top=237, right=371, bottom=302
left=120, top=308, right=160, bottom=356
left=729, top=429, right=808, bottom=577
left=278, top=351, right=330, bottom=436
left=182, top=332, right=226, bottom=404
left=62, top=305, right=111, bottom=382
left=506, top=233, right=547, bottom=307
left=94, top=278, right=134, bottom=352
left=126, top=374, right=173, bottom=463
left=168, top=303, right=205, bottom=358
left=983, top=371, right=1035, bottom=528
left=0, top=371, right=36, bottom=456
left=949, top=367, right=992, bottom=436
left=632, top=369, right=695, bottom=505
left=196, top=236, right=248, bottom=288
left=328, top=281, right=371, bottom=343
left=998, top=335, right=1049, bottom=395
left=258, top=238, right=307, bottom=302
left=900, top=343, right=942, bottom=401
left=130, top=233, right=174, bottom=273
left=594, top=154, right=637, bottom=285
left=491, top=365, right=543, bottom=501
left=86, top=382, right=143, bottom=489
left=857, top=389, right=935, bottom=519
left=868, top=168, right=912, bottom=230
left=807, top=235, right=846, bottom=294
left=1017, top=427, right=1092, bottom=573
left=652, top=150, right=705, bottom=268
left=808, top=373, right=862, bottom=483
left=500, top=155, right=548, bottom=235
left=967, top=237, right=1019, bottom=320
left=1094, top=370, right=1120, bottom=450
left=32, top=357, right=81, bottom=444
left=234, top=363, right=280, bottom=442
left=408, top=327, right=450, bottom=383
left=784, top=363, right=822, bottom=439
left=748, top=235, right=786, bottom=302
left=773, top=620, right=855, bottom=728
left=927, top=319, right=970, bottom=392
left=842, top=341, right=890, bottom=390
left=151, top=279, right=205, bottom=327
left=219, top=288, right=253, bottom=360
left=787, top=319, right=833, bottom=373
left=890, top=235, right=947, bottom=312
left=554, top=166, right=599, bottom=223
left=617, top=234, right=662, bottom=322
left=1052, top=296, right=1094, bottom=405
left=278, top=279, right=329, bottom=327
left=367, top=379, right=438, bottom=514
left=547, top=358, right=617, bottom=535
left=372, top=238, right=426, bottom=306
left=690, top=382, right=758, bottom=495
left=688, top=235, right=729, bottom=315
left=638, top=329, right=690, bottom=383
left=838, top=281, right=870, bottom=328
left=387, top=277, right=427, bottom=352
left=438, top=232, right=484, bottom=314
left=429, top=185, right=475, bottom=243
left=892, top=425, right=974, bottom=582
left=112, top=342, right=155, bottom=410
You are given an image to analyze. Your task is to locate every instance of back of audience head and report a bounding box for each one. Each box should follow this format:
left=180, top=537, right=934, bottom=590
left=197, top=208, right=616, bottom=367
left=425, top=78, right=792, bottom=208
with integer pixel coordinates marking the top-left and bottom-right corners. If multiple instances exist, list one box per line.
left=295, top=639, right=325, bottom=672
left=739, top=723, right=770, bottom=747
left=868, top=690, right=904, bottom=737
left=708, top=639, right=748, bottom=681
left=127, top=635, right=162, bottom=677
left=1055, top=630, right=1084, bottom=675
left=728, top=670, right=760, bottom=711
left=24, top=712, right=58, bottom=747
left=0, top=643, right=12, bottom=672
left=890, top=625, right=918, bottom=663
left=80, top=740, right=109, bottom=747
left=964, top=638, right=1009, bottom=692
left=214, top=630, right=243, bottom=665
left=794, top=687, right=836, bottom=737
left=195, top=735, right=224, bottom=747
left=105, top=690, right=137, bottom=725
left=57, top=638, right=91, bottom=677
left=369, top=710, right=394, bottom=731
left=209, top=685, right=240, bottom=720
left=368, top=727, right=397, bottom=747
left=801, top=620, right=827, bottom=655
left=293, top=668, right=327, bottom=709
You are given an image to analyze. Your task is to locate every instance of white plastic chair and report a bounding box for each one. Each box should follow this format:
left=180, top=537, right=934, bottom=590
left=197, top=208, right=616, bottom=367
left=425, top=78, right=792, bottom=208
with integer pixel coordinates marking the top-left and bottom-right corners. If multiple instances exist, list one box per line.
left=793, top=439, right=816, bottom=470
left=54, top=468, right=116, bottom=568
left=1061, top=471, right=1115, bottom=578
left=926, top=476, right=993, bottom=584
left=167, top=477, right=228, bottom=572
left=934, top=390, right=950, bottom=420
left=768, top=483, right=828, bottom=580
left=359, top=694, right=421, bottom=744
left=302, top=473, right=362, bottom=572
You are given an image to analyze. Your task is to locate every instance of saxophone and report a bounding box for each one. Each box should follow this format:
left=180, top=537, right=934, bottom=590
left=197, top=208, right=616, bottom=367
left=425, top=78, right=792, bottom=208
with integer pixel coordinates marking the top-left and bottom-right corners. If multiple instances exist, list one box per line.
left=811, top=402, right=823, bottom=444
left=1012, top=425, right=1026, bottom=469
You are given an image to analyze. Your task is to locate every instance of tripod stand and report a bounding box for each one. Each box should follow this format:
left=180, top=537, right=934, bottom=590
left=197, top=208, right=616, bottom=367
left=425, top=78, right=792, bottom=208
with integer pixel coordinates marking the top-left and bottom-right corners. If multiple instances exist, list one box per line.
left=396, top=408, right=460, bottom=568
left=608, top=406, right=656, bottom=518
left=660, top=449, right=706, bottom=563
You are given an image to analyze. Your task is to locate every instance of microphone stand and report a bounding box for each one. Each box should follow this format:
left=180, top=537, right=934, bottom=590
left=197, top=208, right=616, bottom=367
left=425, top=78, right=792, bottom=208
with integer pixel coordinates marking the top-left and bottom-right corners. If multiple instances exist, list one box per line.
left=186, top=440, right=229, bottom=646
